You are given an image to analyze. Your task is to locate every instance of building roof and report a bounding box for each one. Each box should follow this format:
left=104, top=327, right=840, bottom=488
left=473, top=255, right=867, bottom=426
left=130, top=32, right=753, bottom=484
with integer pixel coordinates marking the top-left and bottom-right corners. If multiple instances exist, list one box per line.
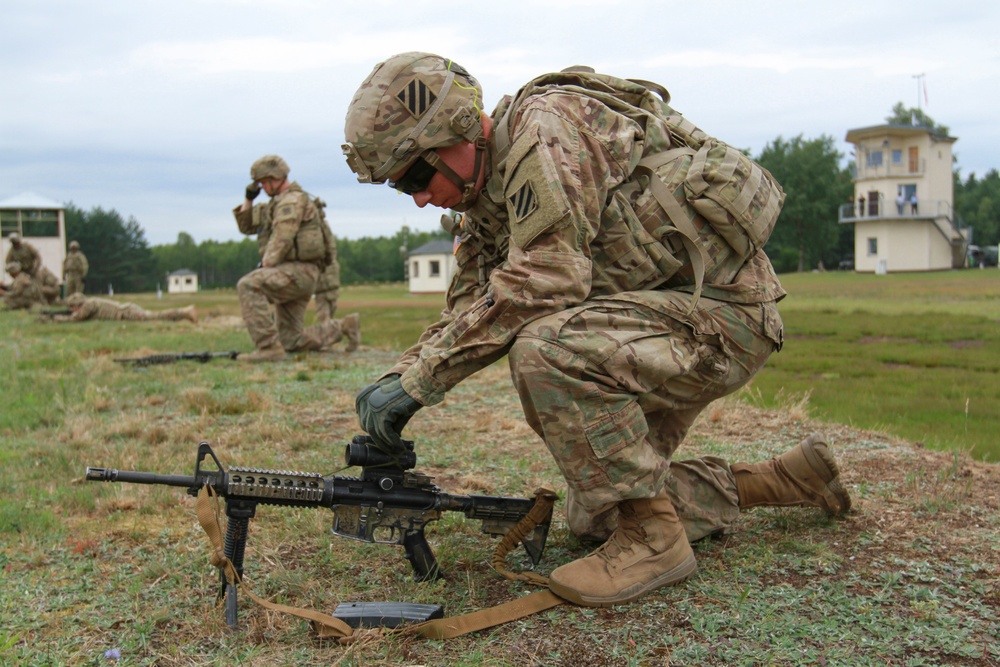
left=408, top=239, right=455, bottom=256
left=167, top=268, right=198, bottom=276
left=845, top=124, right=956, bottom=144
left=0, top=191, right=66, bottom=210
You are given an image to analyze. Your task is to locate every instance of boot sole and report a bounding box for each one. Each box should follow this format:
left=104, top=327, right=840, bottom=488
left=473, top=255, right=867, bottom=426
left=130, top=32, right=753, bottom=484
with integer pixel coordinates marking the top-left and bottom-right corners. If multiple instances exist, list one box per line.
left=801, top=438, right=853, bottom=515
left=549, top=551, right=697, bottom=608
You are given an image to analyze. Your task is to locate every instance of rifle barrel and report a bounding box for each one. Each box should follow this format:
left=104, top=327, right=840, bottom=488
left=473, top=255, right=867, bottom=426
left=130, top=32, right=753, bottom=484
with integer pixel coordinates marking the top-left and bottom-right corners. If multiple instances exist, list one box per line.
left=85, top=467, right=198, bottom=489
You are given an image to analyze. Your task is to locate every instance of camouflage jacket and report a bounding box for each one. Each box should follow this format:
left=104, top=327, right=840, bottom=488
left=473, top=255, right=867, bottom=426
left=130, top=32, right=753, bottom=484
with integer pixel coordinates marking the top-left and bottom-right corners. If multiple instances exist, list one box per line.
left=233, top=182, right=326, bottom=267
left=63, top=251, right=89, bottom=278
left=2, top=272, right=40, bottom=309
left=6, top=243, right=41, bottom=276
left=393, top=85, right=786, bottom=406
left=314, top=217, right=340, bottom=294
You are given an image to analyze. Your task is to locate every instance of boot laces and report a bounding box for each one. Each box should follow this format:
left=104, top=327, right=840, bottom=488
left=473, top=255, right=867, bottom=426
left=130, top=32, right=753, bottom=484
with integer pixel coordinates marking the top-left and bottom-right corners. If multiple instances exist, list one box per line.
left=592, top=507, right=647, bottom=561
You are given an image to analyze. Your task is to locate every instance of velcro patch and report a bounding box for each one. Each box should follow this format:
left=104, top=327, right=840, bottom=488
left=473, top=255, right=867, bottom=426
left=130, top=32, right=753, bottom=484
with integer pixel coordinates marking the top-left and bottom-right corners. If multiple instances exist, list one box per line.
left=504, top=129, right=571, bottom=249
left=396, top=78, right=437, bottom=118
left=508, top=182, right=537, bottom=222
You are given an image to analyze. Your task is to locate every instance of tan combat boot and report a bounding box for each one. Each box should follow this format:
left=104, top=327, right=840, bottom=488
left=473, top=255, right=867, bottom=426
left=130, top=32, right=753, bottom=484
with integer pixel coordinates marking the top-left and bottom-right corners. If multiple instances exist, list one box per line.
left=239, top=344, right=287, bottom=363
left=182, top=305, right=198, bottom=324
left=548, top=494, right=696, bottom=607
left=342, top=313, right=361, bottom=352
left=732, top=434, right=852, bottom=516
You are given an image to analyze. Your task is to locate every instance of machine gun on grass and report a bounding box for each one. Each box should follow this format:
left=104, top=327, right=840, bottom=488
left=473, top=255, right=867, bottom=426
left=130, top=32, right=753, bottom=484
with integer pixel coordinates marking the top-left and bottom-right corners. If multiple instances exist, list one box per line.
left=85, top=436, right=555, bottom=629
left=113, top=350, right=240, bottom=366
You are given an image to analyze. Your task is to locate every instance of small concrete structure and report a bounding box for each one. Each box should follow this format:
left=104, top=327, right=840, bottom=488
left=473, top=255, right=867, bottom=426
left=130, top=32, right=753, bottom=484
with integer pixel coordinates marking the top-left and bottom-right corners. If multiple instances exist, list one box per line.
left=167, top=268, right=199, bottom=294
left=407, top=240, right=456, bottom=294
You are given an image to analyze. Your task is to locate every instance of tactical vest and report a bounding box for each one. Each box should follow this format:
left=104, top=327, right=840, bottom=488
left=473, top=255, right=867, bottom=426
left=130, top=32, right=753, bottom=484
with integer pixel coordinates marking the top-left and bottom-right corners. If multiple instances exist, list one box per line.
left=492, top=71, right=784, bottom=307
left=252, top=194, right=331, bottom=266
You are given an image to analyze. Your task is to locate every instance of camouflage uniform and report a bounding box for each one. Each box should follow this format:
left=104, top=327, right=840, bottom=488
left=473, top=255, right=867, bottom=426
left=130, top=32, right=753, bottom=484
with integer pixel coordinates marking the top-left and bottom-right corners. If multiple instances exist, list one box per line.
left=56, top=295, right=195, bottom=322
left=36, top=266, right=61, bottom=304
left=364, top=63, right=785, bottom=542
left=2, top=262, right=41, bottom=310
left=234, top=182, right=325, bottom=352
left=313, top=216, right=341, bottom=326
left=63, top=243, right=89, bottom=296
left=6, top=238, right=41, bottom=277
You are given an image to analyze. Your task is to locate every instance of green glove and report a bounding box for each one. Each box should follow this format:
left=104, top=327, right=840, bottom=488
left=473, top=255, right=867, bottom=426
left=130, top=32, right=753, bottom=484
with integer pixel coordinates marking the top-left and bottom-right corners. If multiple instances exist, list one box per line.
left=355, top=375, right=422, bottom=454
left=245, top=181, right=261, bottom=201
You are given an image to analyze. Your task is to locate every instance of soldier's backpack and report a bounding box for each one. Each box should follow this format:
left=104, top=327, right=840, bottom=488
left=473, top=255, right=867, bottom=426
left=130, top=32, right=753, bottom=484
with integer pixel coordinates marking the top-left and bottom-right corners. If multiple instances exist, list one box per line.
left=290, top=196, right=332, bottom=267
left=492, top=70, right=785, bottom=307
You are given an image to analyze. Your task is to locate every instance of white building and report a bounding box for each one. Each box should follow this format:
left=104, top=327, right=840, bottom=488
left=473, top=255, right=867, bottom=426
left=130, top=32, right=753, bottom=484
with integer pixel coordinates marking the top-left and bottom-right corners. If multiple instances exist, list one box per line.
left=1, top=192, right=67, bottom=282
left=839, top=124, right=967, bottom=272
left=407, top=240, right=456, bottom=294
left=167, top=268, right=199, bottom=294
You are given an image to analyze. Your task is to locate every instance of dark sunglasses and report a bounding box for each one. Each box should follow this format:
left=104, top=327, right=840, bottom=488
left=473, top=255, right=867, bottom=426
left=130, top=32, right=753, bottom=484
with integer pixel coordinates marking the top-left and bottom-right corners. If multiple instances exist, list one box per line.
left=388, top=154, right=438, bottom=194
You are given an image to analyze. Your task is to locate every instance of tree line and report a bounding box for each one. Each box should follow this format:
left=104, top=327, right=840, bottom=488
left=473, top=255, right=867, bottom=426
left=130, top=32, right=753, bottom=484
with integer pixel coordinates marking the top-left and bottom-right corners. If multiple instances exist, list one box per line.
left=62, top=206, right=452, bottom=293
left=62, top=103, right=998, bottom=294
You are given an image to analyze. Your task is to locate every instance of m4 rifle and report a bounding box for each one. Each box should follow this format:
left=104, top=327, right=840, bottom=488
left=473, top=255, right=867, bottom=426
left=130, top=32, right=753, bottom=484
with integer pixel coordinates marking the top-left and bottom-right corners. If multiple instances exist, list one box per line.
left=113, top=350, right=240, bottom=366
left=85, top=435, right=555, bottom=629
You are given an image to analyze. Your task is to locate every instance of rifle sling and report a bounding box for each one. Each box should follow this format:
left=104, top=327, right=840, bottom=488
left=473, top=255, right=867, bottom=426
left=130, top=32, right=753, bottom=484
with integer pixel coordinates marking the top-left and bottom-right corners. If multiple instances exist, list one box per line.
left=195, top=485, right=566, bottom=643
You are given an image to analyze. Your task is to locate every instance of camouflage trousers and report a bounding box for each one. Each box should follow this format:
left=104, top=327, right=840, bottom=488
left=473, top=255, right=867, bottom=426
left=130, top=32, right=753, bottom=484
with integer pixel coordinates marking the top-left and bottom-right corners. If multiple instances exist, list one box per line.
left=237, top=263, right=322, bottom=352
left=64, top=274, right=84, bottom=296
left=121, top=304, right=189, bottom=321
left=508, top=290, right=783, bottom=542
left=314, top=286, right=339, bottom=325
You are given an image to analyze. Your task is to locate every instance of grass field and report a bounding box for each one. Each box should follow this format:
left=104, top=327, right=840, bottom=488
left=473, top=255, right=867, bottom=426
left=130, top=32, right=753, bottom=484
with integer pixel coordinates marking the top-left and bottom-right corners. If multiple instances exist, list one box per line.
left=751, top=270, right=1000, bottom=462
left=1, top=272, right=998, bottom=666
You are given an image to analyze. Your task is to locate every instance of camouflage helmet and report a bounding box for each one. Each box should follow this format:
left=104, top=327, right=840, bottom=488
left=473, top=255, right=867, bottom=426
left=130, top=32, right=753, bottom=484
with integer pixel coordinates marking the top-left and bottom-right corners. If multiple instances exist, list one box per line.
left=250, top=155, right=290, bottom=182
left=8, top=233, right=20, bottom=245
left=67, top=292, right=87, bottom=306
left=342, top=52, right=484, bottom=185
left=69, top=240, right=80, bottom=250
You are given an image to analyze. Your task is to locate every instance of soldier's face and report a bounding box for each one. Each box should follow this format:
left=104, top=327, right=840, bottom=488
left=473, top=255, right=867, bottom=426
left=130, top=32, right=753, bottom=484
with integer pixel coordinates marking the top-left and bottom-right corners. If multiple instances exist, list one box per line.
left=404, top=142, right=480, bottom=210
left=260, top=178, right=284, bottom=196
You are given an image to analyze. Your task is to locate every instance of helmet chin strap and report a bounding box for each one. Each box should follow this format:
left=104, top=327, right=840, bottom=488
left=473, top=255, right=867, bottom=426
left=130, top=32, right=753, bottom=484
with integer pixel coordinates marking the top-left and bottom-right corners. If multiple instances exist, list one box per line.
left=421, top=137, right=487, bottom=211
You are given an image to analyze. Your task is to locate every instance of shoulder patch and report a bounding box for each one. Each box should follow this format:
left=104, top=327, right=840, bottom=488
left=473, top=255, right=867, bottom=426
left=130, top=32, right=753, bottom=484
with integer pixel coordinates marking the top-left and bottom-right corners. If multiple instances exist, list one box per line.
left=508, top=182, right=537, bottom=222
left=504, top=128, right=571, bottom=249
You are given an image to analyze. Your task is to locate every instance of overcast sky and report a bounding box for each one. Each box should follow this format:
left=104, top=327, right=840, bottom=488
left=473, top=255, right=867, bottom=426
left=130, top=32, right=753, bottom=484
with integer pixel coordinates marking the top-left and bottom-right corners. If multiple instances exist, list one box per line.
left=3, top=1, right=998, bottom=246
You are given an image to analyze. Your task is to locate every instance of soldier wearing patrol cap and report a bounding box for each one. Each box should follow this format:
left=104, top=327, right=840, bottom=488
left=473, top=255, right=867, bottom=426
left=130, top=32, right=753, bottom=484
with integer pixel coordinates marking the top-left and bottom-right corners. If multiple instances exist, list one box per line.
left=344, top=53, right=851, bottom=608
left=235, top=155, right=360, bottom=361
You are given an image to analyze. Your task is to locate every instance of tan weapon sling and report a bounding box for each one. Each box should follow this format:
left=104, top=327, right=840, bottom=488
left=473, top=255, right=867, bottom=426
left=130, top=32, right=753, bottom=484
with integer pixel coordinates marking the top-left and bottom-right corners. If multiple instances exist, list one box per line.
left=195, top=485, right=563, bottom=644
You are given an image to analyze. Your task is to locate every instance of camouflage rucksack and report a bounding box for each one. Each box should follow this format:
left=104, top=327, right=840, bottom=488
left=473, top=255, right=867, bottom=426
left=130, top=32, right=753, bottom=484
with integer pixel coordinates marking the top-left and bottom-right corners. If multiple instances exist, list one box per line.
left=290, top=196, right=330, bottom=266
left=493, top=71, right=784, bottom=307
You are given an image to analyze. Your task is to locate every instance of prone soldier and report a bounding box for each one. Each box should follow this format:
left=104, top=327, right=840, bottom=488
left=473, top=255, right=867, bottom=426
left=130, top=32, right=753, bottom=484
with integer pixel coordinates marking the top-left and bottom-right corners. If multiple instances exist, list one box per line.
left=51, top=292, right=198, bottom=323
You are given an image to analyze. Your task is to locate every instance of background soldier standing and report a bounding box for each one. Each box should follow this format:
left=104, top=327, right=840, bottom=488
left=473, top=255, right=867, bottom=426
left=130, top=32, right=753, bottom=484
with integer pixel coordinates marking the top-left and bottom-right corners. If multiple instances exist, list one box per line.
left=52, top=293, right=197, bottom=323
left=2, top=261, right=41, bottom=310
left=345, top=53, right=851, bottom=609
left=63, top=240, right=89, bottom=296
left=5, top=234, right=41, bottom=277
left=234, top=155, right=360, bottom=362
